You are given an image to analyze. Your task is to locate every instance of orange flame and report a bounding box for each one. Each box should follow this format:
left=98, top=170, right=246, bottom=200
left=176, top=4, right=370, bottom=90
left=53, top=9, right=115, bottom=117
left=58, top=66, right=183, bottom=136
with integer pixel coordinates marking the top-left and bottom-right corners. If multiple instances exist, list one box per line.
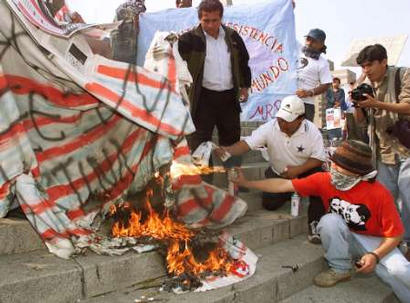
left=111, top=176, right=235, bottom=279
left=166, top=240, right=233, bottom=276
left=111, top=200, right=194, bottom=241
left=170, top=161, right=225, bottom=179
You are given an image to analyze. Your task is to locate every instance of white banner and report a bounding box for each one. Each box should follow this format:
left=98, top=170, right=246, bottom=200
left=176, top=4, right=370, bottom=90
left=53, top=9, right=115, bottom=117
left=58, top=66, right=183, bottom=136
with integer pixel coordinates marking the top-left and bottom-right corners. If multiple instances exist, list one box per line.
left=138, top=0, right=298, bottom=122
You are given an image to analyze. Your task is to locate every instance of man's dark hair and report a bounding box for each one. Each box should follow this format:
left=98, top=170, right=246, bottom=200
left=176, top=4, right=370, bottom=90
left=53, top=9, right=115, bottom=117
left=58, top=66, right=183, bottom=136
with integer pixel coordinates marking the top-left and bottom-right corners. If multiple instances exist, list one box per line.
left=176, top=0, right=192, bottom=8
left=356, top=44, right=388, bottom=65
left=198, top=0, right=224, bottom=19
left=333, top=77, right=341, bottom=83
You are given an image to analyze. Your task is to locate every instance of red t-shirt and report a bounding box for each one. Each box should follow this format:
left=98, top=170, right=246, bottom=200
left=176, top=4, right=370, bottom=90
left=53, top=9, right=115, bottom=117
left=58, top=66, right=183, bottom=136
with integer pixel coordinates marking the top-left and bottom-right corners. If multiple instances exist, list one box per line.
left=292, top=172, right=404, bottom=237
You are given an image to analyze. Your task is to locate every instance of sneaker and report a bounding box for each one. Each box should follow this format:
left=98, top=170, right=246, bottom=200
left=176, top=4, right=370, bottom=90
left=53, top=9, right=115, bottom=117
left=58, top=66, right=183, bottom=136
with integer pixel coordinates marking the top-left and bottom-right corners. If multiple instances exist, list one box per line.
left=399, top=242, right=410, bottom=261
left=398, top=241, right=408, bottom=255
left=308, top=220, right=321, bottom=244
left=314, top=268, right=353, bottom=288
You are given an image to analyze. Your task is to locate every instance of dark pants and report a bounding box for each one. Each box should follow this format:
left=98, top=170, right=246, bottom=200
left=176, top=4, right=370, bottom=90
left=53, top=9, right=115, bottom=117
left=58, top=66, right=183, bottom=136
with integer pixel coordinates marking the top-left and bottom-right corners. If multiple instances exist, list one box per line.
left=262, top=166, right=325, bottom=225
left=188, top=87, right=242, bottom=182
left=304, top=103, right=315, bottom=122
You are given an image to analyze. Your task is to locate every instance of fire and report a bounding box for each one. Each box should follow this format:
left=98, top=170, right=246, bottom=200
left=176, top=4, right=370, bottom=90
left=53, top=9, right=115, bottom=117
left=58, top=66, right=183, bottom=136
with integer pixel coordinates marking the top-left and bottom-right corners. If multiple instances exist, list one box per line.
left=170, top=161, right=225, bottom=179
left=110, top=181, right=235, bottom=281
left=166, top=240, right=233, bottom=277
left=110, top=201, right=194, bottom=241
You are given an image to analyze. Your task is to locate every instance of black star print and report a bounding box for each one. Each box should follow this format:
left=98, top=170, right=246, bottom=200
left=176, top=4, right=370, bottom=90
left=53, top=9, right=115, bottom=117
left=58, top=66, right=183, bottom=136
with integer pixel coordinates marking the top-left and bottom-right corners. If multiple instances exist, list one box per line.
left=297, top=145, right=305, bottom=152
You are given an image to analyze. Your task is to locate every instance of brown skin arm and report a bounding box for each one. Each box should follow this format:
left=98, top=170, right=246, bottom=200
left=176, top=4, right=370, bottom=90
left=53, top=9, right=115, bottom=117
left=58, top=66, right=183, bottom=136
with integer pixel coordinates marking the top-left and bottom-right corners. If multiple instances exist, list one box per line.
left=281, top=158, right=323, bottom=179
left=356, top=235, right=403, bottom=274
left=296, top=83, right=331, bottom=98
left=357, top=94, right=410, bottom=115
left=215, top=141, right=251, bottom=158
left=230, top=169, right=295, bottom=193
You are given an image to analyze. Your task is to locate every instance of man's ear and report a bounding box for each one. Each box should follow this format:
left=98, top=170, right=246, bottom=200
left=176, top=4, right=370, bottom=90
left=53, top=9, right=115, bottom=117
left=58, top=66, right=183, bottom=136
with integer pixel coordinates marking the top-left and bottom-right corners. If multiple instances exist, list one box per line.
left=382, top=58, right=388, bottom=67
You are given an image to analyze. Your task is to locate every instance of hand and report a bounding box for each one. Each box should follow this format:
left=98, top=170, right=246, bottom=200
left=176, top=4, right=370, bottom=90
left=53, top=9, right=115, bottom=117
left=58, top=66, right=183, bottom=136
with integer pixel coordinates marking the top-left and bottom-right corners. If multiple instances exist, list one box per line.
left=356, top=94, right=380, bottom=109
left=228, top=168, right=247, bottom=186
left=356, top=253, right=377, bottom=274
left=296, top=89, right=311, bottom=98
left=70, top=11, right=85, bottom=23
left=214, top=146, right=228, bottom=159
left=280, top=166, right=301, bottom=179
left=239, top=88, right=249, bottom=102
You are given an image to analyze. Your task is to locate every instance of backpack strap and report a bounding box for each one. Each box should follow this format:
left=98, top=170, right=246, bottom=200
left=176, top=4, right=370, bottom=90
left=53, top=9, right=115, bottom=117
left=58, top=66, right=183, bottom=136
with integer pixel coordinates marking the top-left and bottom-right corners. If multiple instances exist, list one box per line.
left=395, top=67, right=403, bottom=103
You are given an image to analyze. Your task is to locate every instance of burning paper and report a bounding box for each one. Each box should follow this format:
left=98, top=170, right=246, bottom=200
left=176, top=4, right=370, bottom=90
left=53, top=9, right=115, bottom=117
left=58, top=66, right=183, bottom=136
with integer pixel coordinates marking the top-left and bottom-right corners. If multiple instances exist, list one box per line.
left=109, top=186, right=257, bottom=293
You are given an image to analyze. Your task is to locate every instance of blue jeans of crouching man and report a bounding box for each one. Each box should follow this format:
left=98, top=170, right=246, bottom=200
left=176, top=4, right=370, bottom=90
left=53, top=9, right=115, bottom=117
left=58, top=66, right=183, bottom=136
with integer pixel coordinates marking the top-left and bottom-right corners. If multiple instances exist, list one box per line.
left=377, top=157, right=410, bottom=245
left=317, top=214, right=410, bottom=303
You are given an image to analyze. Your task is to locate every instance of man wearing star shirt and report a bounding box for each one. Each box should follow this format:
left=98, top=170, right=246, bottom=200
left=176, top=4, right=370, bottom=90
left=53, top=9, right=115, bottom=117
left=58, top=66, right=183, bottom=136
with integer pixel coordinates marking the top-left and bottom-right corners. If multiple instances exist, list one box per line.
left=216, top=95, right=327, bottom=244
left=231, top=140, right=409, bottom=302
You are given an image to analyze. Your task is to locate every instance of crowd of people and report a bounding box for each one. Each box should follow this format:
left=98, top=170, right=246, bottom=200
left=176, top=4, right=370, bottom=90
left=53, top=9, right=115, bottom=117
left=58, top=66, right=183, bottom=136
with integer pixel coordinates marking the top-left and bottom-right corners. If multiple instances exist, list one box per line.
left=42, top=0, right=410, bottom=301
left=176, top=1, right=410, bottom=301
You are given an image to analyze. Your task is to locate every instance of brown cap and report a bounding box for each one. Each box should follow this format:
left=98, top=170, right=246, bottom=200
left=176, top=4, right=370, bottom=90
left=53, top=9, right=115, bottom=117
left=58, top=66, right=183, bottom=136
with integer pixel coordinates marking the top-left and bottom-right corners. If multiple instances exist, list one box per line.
left=330, top=140, right=374, bottom=176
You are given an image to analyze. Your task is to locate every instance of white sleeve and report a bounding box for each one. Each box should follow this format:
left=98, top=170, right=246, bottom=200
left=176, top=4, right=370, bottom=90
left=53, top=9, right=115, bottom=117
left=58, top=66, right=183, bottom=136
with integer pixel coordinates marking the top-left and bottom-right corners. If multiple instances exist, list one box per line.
left=309, top=127, right=327, bottom=162
left=243, top=121, right=271, bottom=150
left=319, top=59, right=332, bottom=85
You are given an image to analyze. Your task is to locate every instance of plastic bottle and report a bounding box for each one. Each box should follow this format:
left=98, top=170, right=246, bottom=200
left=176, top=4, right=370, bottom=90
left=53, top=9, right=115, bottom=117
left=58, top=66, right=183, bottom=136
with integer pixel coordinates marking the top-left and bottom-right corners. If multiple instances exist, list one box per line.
left=290, top=192, right=301, bottom=217
left=227, top=168, right=238, bottom=196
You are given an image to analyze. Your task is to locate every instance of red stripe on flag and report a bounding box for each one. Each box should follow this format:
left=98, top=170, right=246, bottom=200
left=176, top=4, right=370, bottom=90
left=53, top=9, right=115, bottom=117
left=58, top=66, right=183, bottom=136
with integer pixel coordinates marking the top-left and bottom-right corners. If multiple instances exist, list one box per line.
left=177, top=190, right=214, bottom=217
left=46, top=128, right=146, bottom=202
left=173, top=146, right=191, bottom=159
left=85, top=82, right=182, bottom=137
left=172, top=175, right=202, bottom=191
left=96, top=65, right=176, bottom=93
left=67, top=208, right=85, bottom=220
left=40, top=227, right=91, bottom=241
left=167, top=52, right=177, bottom=92
left=4, top=76, right=99, bottom=107
left=36, top=114, right=122, bottom=163
left=208, top=194, right=235, bottom=222
left=0, top=123, right=26, bottom=146
left=0, top=76, right=7, bottom=89
left=20, top=129, right=146, bottom=214
left=101, top=136, right=158, bottom=202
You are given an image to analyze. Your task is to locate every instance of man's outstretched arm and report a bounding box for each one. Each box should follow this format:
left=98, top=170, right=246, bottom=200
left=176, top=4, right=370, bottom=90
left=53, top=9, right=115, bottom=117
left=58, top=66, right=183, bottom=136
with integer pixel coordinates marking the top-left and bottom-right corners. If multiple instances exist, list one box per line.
left=231, top=169, right=295, bottom=193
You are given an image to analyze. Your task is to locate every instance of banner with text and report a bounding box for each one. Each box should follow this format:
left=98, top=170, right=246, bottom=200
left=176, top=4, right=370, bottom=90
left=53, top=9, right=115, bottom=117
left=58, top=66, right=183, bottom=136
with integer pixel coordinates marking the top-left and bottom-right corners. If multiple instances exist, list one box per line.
left=138, top=0, right=298, bottom=122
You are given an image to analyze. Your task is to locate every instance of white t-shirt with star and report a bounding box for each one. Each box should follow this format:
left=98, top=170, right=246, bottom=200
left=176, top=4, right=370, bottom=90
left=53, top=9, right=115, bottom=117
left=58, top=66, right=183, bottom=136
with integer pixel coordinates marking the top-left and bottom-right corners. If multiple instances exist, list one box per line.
left=244, top=119, right=326, bottom=174
left=297, top=54, right=332, bottom=105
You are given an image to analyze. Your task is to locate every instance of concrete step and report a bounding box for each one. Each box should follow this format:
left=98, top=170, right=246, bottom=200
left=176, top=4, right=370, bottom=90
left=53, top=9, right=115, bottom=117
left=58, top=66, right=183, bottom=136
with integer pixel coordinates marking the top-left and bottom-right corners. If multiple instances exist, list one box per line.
left=280, top=275, right=398, bottom=303
left=0, top=187, right=273, bottom=256
left=238, top=190, right=262, bottom=212
left=0, top=217, right=46, bottom=255
left=80, top=234, right=327, bottom=303
left=0, top=210, right=309, bottom=303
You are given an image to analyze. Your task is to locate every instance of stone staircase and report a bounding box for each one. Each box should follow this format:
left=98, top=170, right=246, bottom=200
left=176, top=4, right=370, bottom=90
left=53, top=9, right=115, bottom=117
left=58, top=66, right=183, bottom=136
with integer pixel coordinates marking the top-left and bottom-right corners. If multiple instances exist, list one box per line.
left=0, top=123, right=399, bottom=303
left=0, top=190, right=398, bottom=303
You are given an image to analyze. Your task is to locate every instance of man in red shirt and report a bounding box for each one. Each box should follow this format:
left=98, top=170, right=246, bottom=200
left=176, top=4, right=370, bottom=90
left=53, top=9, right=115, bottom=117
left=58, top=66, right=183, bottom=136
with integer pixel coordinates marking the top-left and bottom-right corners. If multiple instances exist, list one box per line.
left=231, top=140, right=409, bottom=302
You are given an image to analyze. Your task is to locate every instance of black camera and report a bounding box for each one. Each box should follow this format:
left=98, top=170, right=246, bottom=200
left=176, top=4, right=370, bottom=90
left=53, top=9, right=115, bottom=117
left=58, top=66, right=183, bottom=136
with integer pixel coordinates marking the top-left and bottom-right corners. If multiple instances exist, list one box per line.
left=351, top=83, right=374, bottom=101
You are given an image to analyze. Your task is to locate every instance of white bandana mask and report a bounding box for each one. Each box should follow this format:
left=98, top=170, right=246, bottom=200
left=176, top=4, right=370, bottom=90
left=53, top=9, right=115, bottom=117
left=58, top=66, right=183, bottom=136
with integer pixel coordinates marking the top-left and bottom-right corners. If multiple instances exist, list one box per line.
left=330, top=166, right=377, bottom=191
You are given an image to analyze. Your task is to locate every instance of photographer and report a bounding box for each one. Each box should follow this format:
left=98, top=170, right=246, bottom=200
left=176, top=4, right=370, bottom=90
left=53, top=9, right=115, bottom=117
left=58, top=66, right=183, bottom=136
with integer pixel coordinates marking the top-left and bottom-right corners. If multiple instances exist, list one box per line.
left=353, top=44, right=410, bottom=259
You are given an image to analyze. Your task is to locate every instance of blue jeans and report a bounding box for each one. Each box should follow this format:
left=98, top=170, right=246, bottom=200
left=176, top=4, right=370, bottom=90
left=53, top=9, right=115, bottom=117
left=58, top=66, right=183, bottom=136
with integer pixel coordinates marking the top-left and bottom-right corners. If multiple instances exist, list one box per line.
left=377, top=158, right=410, bottom=243
left=317, top=214, right=410, bottom=303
